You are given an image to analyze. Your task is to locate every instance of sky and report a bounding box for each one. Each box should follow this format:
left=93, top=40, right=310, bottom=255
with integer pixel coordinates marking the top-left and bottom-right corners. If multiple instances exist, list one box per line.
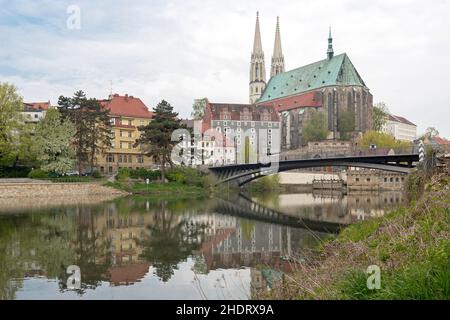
left=1, top=0, right=449, bottom=137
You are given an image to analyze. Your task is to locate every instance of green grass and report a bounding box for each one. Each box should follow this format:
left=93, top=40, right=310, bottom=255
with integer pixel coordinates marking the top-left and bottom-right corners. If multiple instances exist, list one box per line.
left=105, top=181, right=209, bottom=199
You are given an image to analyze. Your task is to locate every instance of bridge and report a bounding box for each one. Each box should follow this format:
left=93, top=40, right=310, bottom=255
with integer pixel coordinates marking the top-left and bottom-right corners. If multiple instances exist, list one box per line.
left=209, top=154, right=419, bottom=187
left=214, top=193, right=346, bottom=233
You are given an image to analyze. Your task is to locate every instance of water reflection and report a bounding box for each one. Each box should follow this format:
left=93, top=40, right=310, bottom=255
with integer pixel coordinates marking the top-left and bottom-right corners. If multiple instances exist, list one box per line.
left=0, top=190, right=404, bottom=300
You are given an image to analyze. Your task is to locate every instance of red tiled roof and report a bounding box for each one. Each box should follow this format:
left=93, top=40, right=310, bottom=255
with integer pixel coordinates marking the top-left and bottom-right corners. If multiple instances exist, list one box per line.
left=205, top=102, right=280, bottom=122
left=388, top=114, right=416, bottom=126
left=258, top=91, right=322, bottom=112
left=24, top=101, right=51, bottom=111
left=100, top=94, right=154, bottom=119
left=432, top=136, right=450, bottom=145
left=106, top=262, right=151, bottom=285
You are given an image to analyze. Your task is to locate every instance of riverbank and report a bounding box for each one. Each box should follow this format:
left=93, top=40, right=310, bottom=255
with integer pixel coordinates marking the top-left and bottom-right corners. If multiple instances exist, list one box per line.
left=0, top=181, right=128, bottom=198
left=259, top=170, right=449, bottom=299
left=105, top=181, right=211, bottom=199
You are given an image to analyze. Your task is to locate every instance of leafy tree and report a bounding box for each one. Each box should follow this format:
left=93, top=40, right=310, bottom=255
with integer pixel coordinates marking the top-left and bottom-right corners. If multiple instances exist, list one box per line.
left=135, top=100, right=182, bottom=182
left=357, top=130, right=411, bottom=151
left=423, top=127, right=439, bottom=139
left=190, top=97, right=208, bottom=120
left=373, top=102, right=389, bottom=132
left=0, top=83, right=25, bottom=166
left=58, top=91, right=112, bottom=174
left=34, top=108, right=76, bottom=174
left=338, top=110, right=355, bottom=141
left=302, top=111, right=328, bottom=144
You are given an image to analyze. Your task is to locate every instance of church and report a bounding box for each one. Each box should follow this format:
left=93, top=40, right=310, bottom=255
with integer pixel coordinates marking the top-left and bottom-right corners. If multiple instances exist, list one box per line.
left=250, top=12, right=374, bottom=150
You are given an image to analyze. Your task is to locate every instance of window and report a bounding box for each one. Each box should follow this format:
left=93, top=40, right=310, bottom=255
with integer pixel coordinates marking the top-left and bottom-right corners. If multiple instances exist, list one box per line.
left=128, top=131, right=132, bottom=138
left=108, top=166, right=112, bottom=173
left=268, top=122, right=272, bottom=127
left=366, top=178, right=371, bottom=182
left=107, top=154, right=114, bottom=162
left=128, top=120, right=132, bottom=125
left=128, top=155, right=132, bottom=163
left=123, top=155, right=127, bottom=163
left=110, top=118, right=116, bottom=125
left=34, top=114, right=38, bottom=119
left=118, top=155, right=123, bottom=163
left=355, top=178, right=359, bottom=182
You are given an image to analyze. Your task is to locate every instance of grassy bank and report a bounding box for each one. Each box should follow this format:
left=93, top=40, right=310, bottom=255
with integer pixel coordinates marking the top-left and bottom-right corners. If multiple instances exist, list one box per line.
left=105, top=181, right=210, bottom=199
left=260, top=170, right=449, bottom=300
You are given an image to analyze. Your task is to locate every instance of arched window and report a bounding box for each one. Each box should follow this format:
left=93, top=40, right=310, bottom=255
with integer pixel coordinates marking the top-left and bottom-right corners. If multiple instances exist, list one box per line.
left=328, top=92, right=333, bottom=130
left=255, top=64, right=259, bottom=80
left=256, top=87, right=258, bottom=93
left=347, top=92, right=353, bottom=113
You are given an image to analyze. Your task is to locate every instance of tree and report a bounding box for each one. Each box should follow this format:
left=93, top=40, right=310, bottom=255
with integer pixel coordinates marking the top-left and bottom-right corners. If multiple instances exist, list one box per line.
left=34, top=108, right=76, bottom=174
left=424, top=127, right=439, bottom=139
left=357, top=130, right=411, bottom=151
left=58, top=91, right=112, bottom=174
left=338, top=110, right=355, bottom=141
left=373, top=102, right=389, bottom=132
left=85, top=101, right=112, bottom=173
left=190, top=97, right=208, bottom=120
left=0, top=83, right=25, bottom=166
left=302, top=111, right=328, bottom=144
left=135, top=100, right=182, bottom=182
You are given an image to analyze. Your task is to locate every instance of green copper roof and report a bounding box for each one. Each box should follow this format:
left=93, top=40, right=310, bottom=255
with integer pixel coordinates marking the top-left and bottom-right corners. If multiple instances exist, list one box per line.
left=258, top=53, right=366, bottom=102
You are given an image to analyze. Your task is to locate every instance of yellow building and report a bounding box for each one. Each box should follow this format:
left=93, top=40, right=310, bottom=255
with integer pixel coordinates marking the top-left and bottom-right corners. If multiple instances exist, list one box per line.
left=97, top=94, right=154, bottom=174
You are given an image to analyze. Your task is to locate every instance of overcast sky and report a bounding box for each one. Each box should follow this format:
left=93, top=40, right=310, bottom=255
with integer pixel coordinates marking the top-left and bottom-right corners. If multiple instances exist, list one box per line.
left=1, top=0, right=449, bottom=137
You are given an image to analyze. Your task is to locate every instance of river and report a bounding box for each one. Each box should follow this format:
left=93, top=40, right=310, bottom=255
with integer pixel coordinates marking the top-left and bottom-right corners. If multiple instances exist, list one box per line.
left=0, top=190, right=405, bottom=300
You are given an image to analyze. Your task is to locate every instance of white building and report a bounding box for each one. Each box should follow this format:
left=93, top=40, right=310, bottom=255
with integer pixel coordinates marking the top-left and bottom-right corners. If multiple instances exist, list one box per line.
left=22, top=101, right=51, bottom=123
left=382, top=114, right=417, bottom=142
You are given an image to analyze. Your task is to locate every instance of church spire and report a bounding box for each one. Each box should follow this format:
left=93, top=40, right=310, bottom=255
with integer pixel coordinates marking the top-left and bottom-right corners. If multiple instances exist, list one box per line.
left=249, top=11, right=266, bottom=104
left=270, top=16, right=285, bottom=78
left=327, top=26, right=334, bottom=60
left=252, top=11, right=263, bottom=54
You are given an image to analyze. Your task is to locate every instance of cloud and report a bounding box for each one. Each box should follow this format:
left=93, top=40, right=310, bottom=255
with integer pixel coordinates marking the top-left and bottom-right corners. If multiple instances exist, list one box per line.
left=0, top=0, right=449, bottom=136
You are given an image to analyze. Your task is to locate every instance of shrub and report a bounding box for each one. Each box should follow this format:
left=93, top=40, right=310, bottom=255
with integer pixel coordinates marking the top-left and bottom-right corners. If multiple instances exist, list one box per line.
left=0, top=167, right=31, bottom=178
left=166, top=167, right=212, bottom=187
left=248, top=174, right=280, bottom=192
left=28, top=169, right=49, bottom=179
left=92, top=170, right=102, bottom=179
left=116, top=168, right=130, bottom=181
left=128, top=168, right=161, bottom=181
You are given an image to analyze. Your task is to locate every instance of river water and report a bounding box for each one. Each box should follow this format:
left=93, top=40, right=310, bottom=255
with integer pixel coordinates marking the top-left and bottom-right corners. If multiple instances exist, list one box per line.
left=0, top=190, right=405, bottom=300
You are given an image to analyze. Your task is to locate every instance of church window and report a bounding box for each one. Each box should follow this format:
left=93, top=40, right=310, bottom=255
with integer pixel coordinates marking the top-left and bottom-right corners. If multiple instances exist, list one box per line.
left=328, top=93, right=333, bottom=130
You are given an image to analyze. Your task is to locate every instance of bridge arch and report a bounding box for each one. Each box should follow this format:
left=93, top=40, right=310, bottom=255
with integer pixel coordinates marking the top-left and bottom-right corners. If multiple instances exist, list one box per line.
left=209, top=154, right=419, bottom=187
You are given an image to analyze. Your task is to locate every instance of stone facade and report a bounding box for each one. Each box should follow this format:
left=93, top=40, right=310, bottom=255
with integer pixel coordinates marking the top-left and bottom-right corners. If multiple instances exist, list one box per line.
left=347, top=169, right=406, bottom=191
left=0, top=183, right=127, bottom=198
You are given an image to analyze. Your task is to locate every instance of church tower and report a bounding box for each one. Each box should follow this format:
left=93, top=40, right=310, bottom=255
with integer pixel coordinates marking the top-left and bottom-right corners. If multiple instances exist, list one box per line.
left=327, top=26, right=334, bottom=60
left=270, top=16, right=285, bottom=78
left=249, top=12, right=266, bottom=104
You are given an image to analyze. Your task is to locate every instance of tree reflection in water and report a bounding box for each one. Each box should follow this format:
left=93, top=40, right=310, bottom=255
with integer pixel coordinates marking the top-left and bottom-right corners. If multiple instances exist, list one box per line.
left=138, top=201, right=207, bottom=282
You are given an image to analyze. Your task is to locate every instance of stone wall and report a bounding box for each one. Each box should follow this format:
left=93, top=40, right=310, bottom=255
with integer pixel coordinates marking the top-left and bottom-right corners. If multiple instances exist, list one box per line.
left=0, top=183, right=128, bottom=198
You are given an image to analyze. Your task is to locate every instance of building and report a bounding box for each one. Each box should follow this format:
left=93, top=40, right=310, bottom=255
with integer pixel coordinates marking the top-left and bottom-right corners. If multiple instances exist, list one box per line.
left=249, top=13, right=285, bottom=104
left=382, top=114, right=417, bottom=142
left=347, top=169, right=406, bottom=191
left=95, top=94, right=154, bottom=174
left=249, top=13, right=373, bottom=150
left=202, top=102, right=281, bottom=165
left=22, top=101, right=51, bottom=123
